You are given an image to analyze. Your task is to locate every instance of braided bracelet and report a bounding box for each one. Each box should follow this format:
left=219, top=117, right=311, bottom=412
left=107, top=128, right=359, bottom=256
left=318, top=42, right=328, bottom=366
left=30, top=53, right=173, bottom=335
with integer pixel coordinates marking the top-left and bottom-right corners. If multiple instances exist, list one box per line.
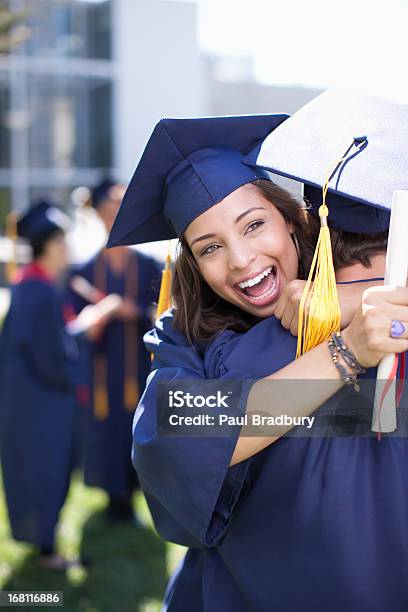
left=328, top=336, right=361, bottom=392
left=331, top=331, right=366, bottom=375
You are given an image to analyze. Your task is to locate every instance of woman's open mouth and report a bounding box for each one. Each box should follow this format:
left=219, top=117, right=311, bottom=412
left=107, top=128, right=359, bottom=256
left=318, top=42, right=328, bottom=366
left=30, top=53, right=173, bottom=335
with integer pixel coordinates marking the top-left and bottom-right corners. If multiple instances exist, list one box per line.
left=234, top=265, right=280, bottom=308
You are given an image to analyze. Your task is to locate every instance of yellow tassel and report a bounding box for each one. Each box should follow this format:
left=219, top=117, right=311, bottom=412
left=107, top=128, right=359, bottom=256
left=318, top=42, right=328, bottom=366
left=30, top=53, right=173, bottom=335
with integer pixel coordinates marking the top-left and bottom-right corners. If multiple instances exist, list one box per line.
left=151, top=244, right=173, bottom=362
left=156, top=246, right=173, bottom=319
left=5, top=212, right=18, bottom=284
left=94, top=383, right=109, bottom=420
left=124, top=377, right=139, bottom=411
left=295, top=139, right=366, bottom=358
left=296, top=204, right=341, bottom=357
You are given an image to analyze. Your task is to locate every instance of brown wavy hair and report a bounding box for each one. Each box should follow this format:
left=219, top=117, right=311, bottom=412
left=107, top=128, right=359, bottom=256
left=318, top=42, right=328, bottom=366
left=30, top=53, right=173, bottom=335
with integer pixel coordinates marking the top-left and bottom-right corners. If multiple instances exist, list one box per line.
left=172, top=180, right=318, bottom=343
left=170, top=180, right=389, bottom=343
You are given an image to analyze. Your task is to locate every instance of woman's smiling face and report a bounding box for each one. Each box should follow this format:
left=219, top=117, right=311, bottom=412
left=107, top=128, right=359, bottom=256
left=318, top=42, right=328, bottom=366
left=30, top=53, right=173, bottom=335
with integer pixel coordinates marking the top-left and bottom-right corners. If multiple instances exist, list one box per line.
left=184, top=182, right=299, bottom=318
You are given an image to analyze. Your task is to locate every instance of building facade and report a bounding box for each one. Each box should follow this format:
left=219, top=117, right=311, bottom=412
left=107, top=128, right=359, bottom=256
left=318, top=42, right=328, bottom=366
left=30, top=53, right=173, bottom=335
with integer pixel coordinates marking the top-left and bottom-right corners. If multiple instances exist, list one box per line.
left=0, top=0, right=319, bottom=269
left=0, top=0, right=204, bottom=233
left=0, top=0, right=116, bottom=227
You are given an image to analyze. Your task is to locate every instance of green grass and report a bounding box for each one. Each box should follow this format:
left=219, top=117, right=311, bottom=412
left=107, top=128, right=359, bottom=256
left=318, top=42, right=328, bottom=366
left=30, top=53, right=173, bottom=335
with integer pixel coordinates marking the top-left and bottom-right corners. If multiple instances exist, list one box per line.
left=0, top=473, right=185, bottom=611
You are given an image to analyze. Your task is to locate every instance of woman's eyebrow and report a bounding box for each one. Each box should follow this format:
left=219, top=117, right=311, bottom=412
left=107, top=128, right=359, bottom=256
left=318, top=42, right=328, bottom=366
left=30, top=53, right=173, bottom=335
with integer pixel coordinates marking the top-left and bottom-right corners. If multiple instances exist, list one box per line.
left=235, top=206, right=265, bottom=224
left=190, top=207, right=266, bottom=247
left=190, top=232, right=216, bottom=247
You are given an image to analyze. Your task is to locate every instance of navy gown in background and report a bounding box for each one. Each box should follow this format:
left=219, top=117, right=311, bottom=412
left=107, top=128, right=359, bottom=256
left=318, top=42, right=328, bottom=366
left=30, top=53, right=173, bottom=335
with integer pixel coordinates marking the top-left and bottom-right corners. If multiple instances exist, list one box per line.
left=0, top=267, right=78, bottom=550
left=134, top=310, right=408, bottom=612
left=68, top=249, right=161, bottom=500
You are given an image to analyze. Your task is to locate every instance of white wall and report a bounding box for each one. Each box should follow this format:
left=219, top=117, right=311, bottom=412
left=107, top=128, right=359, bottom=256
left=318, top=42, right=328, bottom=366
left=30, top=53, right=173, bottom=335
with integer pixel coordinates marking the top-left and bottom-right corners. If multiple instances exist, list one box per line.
left=111, top=1, right=320, bottom=263
left=114, top=0, right=206, bottom=181
left=113, top=0, right=206, bottom=262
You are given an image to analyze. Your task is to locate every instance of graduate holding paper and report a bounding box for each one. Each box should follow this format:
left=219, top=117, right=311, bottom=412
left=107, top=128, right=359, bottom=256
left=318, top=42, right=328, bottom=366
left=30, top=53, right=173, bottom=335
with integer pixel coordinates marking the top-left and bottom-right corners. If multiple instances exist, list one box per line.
left=108, top=91, right=408, bottom=611
left=68, top=180, right=161, bottom=521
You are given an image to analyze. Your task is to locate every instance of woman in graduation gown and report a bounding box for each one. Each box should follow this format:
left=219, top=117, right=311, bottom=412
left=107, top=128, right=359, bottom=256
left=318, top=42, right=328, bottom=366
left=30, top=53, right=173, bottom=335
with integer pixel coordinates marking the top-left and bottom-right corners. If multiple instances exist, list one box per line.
left=107, top=94, right=408, bottom=611
left=0, top=201, right=84, bottom=570
left=68, top=180, right=161, bottom=520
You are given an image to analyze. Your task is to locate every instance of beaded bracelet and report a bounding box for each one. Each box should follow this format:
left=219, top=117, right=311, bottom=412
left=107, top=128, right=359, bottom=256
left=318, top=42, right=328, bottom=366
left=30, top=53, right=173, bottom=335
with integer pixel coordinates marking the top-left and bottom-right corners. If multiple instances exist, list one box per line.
left=331, top=331, right=366, bottom=375
left=327, top=336, right=361, bottom=392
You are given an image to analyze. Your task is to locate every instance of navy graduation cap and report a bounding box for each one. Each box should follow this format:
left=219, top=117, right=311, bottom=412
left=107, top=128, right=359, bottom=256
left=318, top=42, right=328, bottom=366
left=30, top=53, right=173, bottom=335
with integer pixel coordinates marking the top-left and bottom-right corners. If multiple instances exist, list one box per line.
left=91, top=178, right=117, bottom=209
left=17, top=199, right=69, bottom=243
left=107, top=114, right=288, bottom=247
left=243, top=88, right=408, bottom=233
left=302, top=185, right=390, bottom=233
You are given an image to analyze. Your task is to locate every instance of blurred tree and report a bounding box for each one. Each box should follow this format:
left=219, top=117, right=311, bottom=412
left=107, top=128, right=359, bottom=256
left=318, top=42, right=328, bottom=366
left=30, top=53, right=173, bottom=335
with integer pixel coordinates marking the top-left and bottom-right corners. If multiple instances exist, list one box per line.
left=0, top=2, right=30, bottom=53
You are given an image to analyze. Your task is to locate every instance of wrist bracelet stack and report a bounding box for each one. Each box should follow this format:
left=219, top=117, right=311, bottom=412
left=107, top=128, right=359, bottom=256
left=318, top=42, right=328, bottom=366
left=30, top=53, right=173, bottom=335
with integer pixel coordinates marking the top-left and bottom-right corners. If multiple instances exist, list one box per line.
left=328, top=331, right=366, bottom=392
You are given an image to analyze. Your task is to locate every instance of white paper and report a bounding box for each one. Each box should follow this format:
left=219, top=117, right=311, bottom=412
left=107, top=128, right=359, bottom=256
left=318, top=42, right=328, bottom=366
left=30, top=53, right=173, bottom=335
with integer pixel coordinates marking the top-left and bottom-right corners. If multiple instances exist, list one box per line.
left=372, top=191, right=408, bottom=432
left=66, top=294, right=122, bottom=335
left=70, top=275, right=104, bottom=304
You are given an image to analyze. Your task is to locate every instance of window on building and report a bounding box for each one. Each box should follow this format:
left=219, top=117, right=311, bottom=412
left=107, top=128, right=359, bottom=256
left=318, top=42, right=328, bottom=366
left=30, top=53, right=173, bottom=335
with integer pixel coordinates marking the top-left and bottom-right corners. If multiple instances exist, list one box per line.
left=27, top=74, right=113, bottom=169
left=0, top=187, right=11, bottom=233
left=29, top=186, right=72, bottom=209
left=0, top=73, right=10, bottom=168
left=23, top=0, right=112, bottom=60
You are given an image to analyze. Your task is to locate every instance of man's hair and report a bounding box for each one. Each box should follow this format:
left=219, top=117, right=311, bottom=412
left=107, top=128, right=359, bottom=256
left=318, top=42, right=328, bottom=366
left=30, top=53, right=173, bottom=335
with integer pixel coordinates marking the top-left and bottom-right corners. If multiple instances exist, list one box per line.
left=331, top=227, right=388, bottom=270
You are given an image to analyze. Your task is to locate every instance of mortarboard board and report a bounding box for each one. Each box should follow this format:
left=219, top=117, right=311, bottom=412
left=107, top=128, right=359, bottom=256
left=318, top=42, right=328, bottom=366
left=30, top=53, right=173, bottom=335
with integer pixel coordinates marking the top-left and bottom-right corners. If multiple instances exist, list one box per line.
left=107, top=114, right=288, bottom=247
left=17, top=199, right=69, bottom=243
left=243, top=88, right=408, bottom=233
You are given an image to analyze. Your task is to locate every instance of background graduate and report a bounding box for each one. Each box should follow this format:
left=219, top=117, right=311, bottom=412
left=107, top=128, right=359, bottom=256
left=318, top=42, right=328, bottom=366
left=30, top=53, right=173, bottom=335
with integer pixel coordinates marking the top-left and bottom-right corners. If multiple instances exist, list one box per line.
left=0, top=200, right=98, bottom=570
left=68, top=179, right=161, bottom=521
left=107, top=93, right=408, bottom=611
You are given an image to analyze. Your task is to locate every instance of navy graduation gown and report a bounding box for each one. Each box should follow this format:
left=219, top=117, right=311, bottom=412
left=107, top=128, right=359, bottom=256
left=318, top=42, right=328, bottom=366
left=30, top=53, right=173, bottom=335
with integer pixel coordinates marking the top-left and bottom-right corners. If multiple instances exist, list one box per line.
left=135, top=311, right=408, bottom=612
left=68, top=249, right=161, bottom=497
left=0, top=270, right=77, bottom=549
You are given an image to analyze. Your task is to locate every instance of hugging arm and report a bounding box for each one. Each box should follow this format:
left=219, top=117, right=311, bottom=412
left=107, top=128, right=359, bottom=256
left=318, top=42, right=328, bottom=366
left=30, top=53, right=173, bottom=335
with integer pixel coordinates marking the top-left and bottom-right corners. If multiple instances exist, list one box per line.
left=231, top=285, right=408, bottom=465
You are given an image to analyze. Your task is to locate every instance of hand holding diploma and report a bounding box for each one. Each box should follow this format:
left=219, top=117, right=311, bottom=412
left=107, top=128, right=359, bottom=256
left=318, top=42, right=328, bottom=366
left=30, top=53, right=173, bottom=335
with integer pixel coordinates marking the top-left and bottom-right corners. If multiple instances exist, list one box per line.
left=68, top=275, right=124, bottom=336
left=70, top=275, right=106, bottom=304
left=66, top=294, right=123, bottom=336
left=70, top=274, right=140, bottom=323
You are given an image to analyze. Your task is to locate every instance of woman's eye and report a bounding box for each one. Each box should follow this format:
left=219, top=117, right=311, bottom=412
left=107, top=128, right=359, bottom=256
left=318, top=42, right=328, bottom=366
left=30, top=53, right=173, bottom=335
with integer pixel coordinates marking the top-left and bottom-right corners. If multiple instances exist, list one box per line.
left=201, top=244, right=220, bottom=256
left=246, top=220, right=264, bottom=234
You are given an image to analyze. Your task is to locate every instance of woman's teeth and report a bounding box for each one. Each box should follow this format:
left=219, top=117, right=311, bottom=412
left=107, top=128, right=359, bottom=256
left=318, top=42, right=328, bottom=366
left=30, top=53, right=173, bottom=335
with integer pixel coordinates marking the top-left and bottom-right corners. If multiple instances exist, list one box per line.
left=238, top=266, right=273, bottom=290
left=235, top=265, right=279, bottom=304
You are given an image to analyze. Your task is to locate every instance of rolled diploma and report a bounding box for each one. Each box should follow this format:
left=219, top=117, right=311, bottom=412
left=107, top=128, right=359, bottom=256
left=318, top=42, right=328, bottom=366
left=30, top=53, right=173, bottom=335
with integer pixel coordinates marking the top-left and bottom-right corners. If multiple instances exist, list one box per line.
left=70, top=275, right=105, bottom=304
left=66, top=294, right=122, bottom=335
left=372, top=191, right=408, bottom=432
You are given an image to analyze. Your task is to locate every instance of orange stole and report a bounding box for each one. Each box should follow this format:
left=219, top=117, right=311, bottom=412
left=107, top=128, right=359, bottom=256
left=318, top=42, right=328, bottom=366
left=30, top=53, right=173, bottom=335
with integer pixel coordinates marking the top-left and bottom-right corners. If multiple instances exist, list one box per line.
left=93, top=250, right=140, bottom=420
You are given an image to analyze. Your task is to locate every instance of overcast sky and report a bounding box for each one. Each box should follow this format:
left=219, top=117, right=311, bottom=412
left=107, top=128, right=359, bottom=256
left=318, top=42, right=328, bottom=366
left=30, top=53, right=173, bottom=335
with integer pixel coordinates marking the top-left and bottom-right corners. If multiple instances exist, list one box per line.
left=196, top=0, right=408, bottom=101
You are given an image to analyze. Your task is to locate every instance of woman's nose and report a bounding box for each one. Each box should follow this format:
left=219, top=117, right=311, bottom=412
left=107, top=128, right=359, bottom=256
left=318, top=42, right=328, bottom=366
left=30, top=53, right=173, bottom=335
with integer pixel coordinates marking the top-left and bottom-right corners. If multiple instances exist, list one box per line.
left=227, top=243, right=256, bottom=271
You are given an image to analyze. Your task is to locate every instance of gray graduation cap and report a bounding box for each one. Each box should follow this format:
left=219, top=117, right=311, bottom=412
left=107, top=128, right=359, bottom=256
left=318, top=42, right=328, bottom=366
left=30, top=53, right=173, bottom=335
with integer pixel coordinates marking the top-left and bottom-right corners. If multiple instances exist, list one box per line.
left=243, top=88, right=408, bottom=233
